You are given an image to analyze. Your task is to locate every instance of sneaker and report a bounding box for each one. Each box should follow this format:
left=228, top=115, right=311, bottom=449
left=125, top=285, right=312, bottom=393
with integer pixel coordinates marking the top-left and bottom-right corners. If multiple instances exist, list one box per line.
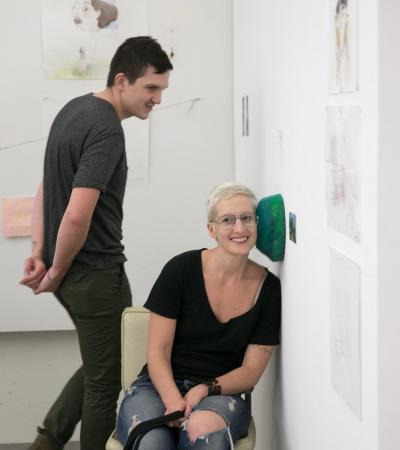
left=28, top=427, right=54, bottom=450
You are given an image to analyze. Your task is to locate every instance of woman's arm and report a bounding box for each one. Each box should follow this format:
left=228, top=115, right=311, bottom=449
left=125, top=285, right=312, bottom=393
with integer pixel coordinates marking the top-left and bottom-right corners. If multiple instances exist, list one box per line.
left=184, top=344, right=274, bottom=413
left=216, top=344, right=274, bottom=394
left=147, top=312, right=186, bottom=415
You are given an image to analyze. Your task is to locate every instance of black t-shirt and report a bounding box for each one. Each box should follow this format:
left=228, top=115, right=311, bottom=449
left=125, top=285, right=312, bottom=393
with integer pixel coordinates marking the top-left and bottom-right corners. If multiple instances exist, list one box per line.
left=143, top=249, right=281, bottom=381
left=43, top=94, right=128, bottom=269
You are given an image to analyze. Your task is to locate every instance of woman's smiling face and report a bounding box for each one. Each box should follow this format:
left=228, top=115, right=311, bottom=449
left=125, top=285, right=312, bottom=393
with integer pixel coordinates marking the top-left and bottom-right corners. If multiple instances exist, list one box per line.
left=208, top=194, right=257, bottom=255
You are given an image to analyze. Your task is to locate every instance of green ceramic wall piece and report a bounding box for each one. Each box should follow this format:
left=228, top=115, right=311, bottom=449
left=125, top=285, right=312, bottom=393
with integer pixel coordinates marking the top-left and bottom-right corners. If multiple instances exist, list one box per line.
left=256, top=194, right=286, bottom=261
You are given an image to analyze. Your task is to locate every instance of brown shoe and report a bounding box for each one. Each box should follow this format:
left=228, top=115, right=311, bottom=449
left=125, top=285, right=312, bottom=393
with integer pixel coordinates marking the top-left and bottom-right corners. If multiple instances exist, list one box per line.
left=28, top=427, right=54, bottom=450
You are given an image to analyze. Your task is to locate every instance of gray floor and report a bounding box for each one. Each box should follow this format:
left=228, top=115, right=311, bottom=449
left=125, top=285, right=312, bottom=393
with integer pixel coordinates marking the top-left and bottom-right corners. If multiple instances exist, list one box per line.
left=0, top=443, right=79, bottom=450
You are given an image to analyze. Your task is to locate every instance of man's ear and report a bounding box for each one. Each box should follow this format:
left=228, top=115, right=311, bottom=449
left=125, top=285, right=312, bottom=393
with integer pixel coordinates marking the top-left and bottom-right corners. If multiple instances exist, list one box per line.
left=114, top=73, right=126, bottom=90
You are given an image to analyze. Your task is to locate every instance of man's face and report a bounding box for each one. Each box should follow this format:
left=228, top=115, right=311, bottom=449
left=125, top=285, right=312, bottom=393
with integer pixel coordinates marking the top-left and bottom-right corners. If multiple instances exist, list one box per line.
left=119, top=66, right=170, bottom=120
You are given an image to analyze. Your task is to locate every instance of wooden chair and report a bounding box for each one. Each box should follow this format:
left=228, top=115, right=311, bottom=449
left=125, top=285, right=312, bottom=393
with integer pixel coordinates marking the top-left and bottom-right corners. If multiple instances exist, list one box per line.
left=106, top=306, right=256, bottom=450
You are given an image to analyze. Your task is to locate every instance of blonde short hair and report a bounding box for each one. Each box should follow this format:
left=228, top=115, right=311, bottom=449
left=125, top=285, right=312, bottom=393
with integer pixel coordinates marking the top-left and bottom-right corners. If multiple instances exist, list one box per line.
left=206, top=181, right=258, bottom=222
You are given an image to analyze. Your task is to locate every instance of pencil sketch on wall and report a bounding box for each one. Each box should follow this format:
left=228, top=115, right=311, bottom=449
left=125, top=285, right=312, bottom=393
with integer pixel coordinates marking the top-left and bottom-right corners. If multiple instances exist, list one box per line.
left=325, top=105, right=361, bottom=243
left=329, top=0, right=358, bottom=93
left=330, top=248, right=361, bottom=418
left=41, top=0, right=148, bottom=79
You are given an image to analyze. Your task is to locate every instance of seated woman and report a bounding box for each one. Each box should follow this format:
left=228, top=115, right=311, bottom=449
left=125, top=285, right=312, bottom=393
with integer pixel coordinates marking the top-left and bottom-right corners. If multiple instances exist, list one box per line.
left=116, top=181, right=281, bottom=450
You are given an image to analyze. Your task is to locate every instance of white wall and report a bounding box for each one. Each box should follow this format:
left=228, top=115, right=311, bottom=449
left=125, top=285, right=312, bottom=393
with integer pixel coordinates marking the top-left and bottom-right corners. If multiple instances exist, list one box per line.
left=234, top=1, right=379, bottom=449
left=378, top=1, right=400, bottom=449
left=0, top=0, right=234, bottom=443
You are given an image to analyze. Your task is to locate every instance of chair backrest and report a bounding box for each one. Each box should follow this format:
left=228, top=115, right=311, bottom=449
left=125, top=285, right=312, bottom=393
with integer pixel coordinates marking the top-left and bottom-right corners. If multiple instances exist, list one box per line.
left=121, top=306, right=149, bottom=391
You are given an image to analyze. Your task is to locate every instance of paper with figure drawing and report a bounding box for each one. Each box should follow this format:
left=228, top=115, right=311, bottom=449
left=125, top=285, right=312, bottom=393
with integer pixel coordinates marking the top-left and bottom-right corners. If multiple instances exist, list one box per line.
left=329, top=0, right=358, bottom=93
left=330, top=248, right=361, bottom=418
left=325, top=105, right=361, bottom=242
left=41, top=0, right=148, bottom=79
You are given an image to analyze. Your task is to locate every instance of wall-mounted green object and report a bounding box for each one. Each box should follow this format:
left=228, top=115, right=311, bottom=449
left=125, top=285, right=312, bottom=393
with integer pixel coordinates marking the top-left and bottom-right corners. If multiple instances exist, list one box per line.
left=256, top=194, right=286, bottom=262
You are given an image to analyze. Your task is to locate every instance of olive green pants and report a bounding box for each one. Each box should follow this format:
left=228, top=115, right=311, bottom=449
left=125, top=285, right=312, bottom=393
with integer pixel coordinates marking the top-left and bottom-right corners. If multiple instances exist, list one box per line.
left=43, top=263, right=132, bottom=450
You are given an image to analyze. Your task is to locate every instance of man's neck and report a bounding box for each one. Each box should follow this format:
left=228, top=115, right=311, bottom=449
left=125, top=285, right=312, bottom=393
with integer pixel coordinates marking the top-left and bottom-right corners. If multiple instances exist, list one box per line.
left=94, top=88, right=124, bottom=120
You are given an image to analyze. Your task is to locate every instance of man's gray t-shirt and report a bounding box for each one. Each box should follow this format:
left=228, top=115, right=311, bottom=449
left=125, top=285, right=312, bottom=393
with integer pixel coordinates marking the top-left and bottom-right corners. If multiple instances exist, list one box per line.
left=43, top=94, right=128, bottom=269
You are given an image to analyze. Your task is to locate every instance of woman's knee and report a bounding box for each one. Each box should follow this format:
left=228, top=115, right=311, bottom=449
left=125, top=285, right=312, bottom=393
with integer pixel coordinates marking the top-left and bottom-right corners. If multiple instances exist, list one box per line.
left=185, top=410, right=227, bottom=443
left=116, top=382, right=166, bottom=443
left=138, top=427, right=176, bottom=450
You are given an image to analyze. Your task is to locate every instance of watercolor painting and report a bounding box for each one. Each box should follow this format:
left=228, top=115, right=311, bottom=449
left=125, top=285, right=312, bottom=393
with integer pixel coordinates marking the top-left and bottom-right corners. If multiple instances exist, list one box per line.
left=41, top=0, right=148, bottom=79
left=325, top=105, right=361, bottom=242
left=2, top=197, right=34, bottom=238
left=329, top=0, right=358, bottom=93
left=330, top=248, right=361, bottom=418
left=289, top=212, right=297, bottom=243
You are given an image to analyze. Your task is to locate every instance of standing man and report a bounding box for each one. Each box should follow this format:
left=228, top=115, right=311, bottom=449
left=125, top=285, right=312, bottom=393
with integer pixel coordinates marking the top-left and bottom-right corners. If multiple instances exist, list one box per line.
left=20, top=36, right=173, bottom=450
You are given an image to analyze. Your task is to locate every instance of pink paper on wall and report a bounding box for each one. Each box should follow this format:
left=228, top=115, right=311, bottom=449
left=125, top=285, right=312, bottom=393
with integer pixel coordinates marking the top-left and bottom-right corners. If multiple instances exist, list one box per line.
left=2, top=197, right=34, bottom=238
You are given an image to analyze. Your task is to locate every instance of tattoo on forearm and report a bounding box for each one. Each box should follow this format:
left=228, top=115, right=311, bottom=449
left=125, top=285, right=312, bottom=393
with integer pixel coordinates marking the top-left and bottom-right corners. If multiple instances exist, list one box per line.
left=32, top=241, right=37, bottom=249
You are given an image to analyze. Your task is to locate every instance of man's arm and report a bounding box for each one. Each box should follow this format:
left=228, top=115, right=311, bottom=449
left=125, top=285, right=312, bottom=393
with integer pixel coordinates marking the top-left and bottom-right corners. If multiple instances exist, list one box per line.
left=20, top=180, right=47, bottom=290
left=31, top=179, right=45, bottom=258
left=34, top=187, right=100, bottom=294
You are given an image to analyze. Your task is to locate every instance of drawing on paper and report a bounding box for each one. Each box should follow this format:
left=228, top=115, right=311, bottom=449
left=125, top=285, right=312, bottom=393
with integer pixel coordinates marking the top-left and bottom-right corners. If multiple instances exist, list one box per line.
left=2, top=197, right=34, bottom=238
left=72, top=0, right=118, bottom=32
left=329, top=0, right=358, bottom=93
left=325, top=105, right=361, bottom=242
left=41, top=0, right=148, bottom=79
left=329, top=248, right=361, bottom=418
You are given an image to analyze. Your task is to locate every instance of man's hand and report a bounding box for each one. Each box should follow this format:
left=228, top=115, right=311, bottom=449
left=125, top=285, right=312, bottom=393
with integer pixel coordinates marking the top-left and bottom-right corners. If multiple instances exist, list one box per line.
left=34, top=266, right=64, bottom=294
left=20, top=256, right=47, bottom=291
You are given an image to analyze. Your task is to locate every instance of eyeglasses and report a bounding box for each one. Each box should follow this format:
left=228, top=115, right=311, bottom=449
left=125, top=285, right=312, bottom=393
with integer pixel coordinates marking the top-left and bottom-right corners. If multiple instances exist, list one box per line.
left=213, top=212, right=258, bottom=228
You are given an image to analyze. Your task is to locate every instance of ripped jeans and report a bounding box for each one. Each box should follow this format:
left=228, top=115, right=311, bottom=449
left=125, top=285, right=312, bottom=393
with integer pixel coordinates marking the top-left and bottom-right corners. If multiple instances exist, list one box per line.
left=115, top=375, right=251, bottom=450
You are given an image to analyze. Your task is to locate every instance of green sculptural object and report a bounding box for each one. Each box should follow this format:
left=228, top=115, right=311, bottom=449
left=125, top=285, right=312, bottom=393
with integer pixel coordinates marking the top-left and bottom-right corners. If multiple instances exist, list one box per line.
left=256, top=194, right=286, bottom=262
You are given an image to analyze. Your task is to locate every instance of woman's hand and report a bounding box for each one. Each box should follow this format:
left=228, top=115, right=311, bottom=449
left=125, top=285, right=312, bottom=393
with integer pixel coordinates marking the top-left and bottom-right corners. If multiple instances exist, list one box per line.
left=164, top=397, right=186, bottom=427
left=183, top=383, right=208, bottom=417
